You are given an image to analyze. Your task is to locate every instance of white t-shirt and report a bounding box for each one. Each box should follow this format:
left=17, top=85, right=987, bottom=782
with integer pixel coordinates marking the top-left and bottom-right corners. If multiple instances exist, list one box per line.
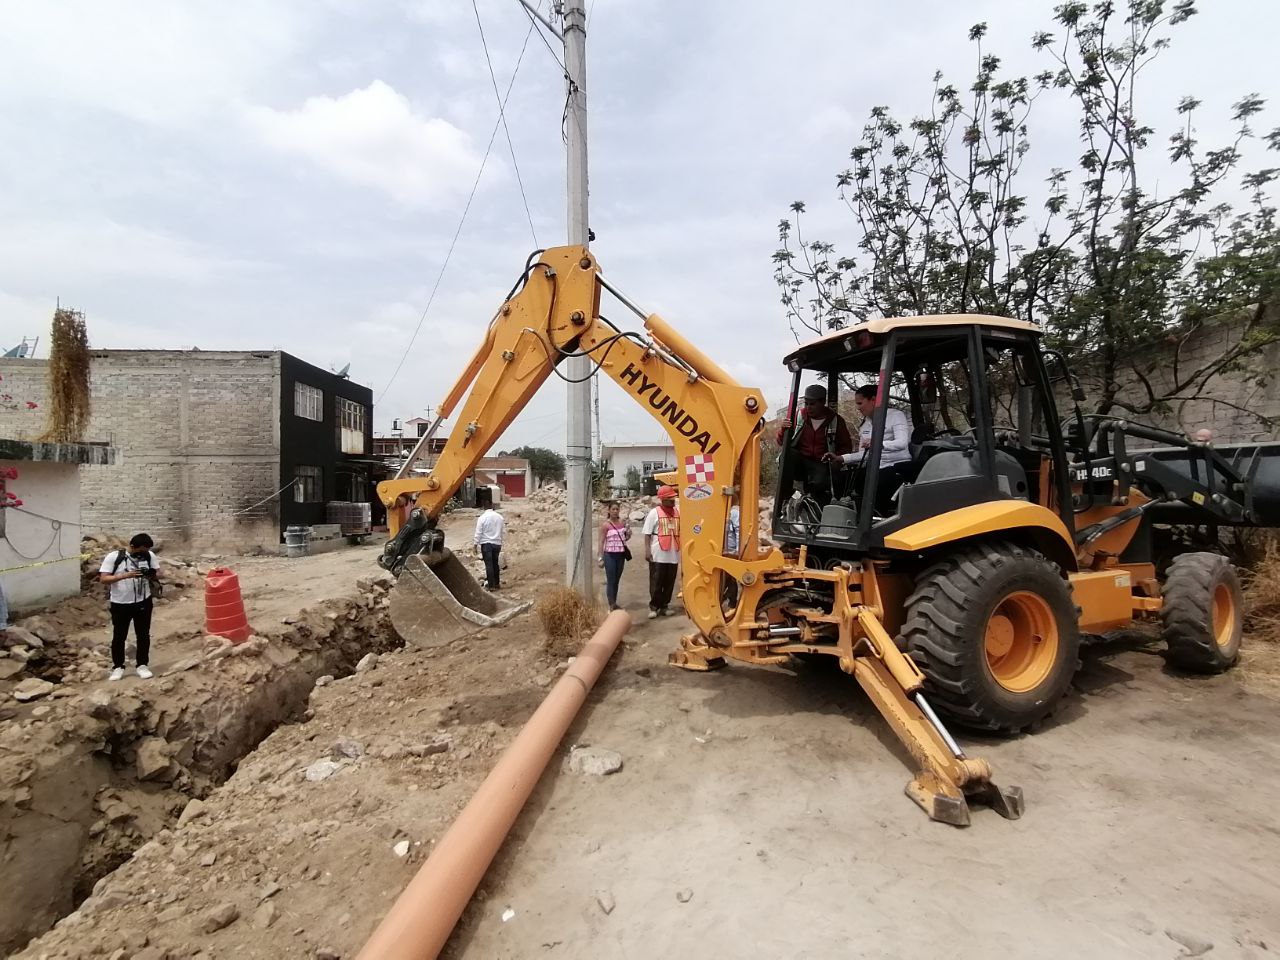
left=848, top=407, right=913, bottom=466
left=642, top=507, right=681, bottom=565
left=100, top=550, right=160, bottom=605
left=473, top=509, right=505, bottom=546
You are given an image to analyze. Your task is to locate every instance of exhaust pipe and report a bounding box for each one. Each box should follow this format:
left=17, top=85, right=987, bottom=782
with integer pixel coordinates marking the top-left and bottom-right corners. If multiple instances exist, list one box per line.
left=356, top=610, right=632, bottom=960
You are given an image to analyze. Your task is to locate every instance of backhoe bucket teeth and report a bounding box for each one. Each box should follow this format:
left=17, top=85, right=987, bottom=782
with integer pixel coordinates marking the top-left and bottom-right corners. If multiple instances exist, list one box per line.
left=389, top=551, right=530, bottom=649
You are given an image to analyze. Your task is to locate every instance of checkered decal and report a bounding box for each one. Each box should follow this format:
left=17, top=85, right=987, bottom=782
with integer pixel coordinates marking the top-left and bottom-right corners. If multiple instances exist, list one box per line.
left=684, top=454, right=715, bottom=484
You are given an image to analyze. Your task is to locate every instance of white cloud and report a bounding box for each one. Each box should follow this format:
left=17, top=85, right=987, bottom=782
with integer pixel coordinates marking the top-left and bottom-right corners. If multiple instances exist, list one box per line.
left=0, top=220, right=254, bottom=287
left=245, top=80, right=495, bottom=207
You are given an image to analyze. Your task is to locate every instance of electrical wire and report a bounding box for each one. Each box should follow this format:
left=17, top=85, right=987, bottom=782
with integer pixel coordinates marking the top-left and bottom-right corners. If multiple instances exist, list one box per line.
left=519, top=0, right=567, bottom=73
left=377, top=19, right=536, bottom=403
left=472, top=0, right=538, bottom=248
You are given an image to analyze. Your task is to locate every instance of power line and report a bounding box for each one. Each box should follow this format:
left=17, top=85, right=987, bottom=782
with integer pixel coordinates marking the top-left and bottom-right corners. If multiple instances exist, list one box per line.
left=518, top=0, right=567, bottom=73
left=472, top=0, right=538, bottom=248
left=377, top=20, right=536, bottom=403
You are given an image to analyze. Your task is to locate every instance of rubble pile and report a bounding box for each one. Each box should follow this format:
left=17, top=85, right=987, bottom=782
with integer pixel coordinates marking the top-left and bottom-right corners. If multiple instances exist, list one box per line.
left=0, top=581, right=400, bottom=955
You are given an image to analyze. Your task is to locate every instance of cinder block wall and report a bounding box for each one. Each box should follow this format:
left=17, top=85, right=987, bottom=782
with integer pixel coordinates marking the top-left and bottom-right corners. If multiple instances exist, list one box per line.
left=0, top=352, right=281, bottom=550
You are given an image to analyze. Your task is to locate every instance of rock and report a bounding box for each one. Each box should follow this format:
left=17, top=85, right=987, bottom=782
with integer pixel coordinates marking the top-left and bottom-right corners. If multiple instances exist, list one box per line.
left=12, top=678, right=54, bottom=702
left=393, top=840, right=411, bottom=857
left=406, top=739, right=451, bottom=757
left=1165, top=929, right=1214, bottom=957
left=356, top=653, right=379, bottom=672
left=676, top=888, right=693, bottom=903
left=199, top=851, right=217, bottom=867
left=2, top=626, right=43, bottom=649
left=315, top=675, right=335, bottom=687
left=0, top=657, right=25, bottom=680
left=167, top=657, right=201, bottom=674
left=315, top=950, right=341, bottom=960
left=565, top=746, right=623, bottom=776
left=252, top=900, right=278, bottom=929
left=331, top=739, right=364, bottom=760
left=595, top=890, right=616, bottom=915
left=177, top=799, right=207, bottom=827
left=136, top=738, right=173, bottom=781
left=305, top=759, right=342, bottom=782
left=199, top=902, right=240, bottom=933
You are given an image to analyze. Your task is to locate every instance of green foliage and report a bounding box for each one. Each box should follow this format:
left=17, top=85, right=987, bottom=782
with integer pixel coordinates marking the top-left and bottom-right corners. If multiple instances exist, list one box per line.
left=507, top=445, right=565, bottom=483
left=775, top=2, right=1280, bottom=425
left=623, top=464, right=642, bottom=493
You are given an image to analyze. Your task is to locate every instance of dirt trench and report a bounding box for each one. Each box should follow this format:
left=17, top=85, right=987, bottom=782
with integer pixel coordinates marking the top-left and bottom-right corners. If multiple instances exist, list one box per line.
left=0, top=588, right=400, bottom=957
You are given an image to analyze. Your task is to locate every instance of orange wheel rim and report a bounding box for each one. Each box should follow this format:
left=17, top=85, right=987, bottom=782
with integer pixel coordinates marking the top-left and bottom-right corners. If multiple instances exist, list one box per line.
left=1212, top=583, right=1236, bottom=649
left=985, top=591, right=1060, bottom=693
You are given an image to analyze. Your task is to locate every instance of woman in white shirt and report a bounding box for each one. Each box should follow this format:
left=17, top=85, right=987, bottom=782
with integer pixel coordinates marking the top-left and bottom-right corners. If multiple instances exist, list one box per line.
left=825, top=384, right=914, bottom=513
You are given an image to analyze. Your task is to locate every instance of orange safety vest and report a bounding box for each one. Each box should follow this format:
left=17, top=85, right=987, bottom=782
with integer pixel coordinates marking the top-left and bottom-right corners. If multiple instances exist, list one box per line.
left=655, top=505, right=680, bottom=552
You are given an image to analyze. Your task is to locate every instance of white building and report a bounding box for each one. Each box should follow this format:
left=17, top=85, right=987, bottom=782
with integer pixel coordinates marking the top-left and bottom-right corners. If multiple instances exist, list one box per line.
left=1, top=438, right=116, bottom=613
left=601, top=441, right=676, bottom=493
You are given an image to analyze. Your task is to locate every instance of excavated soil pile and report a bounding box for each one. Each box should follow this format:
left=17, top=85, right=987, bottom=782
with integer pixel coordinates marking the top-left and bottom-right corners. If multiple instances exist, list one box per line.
left=0, top=576, right=400, bottom=955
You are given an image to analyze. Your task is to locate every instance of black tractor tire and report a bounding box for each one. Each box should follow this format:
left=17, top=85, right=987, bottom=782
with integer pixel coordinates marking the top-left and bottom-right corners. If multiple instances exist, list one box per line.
left=899, top=541, right=1081, bottom=735
left=1161, top=552, right=1243, bottom=673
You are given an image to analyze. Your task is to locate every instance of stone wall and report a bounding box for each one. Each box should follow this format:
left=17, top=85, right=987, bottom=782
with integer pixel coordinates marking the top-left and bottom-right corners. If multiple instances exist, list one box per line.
left=0, top=352, right=281, bottom=550
left=1074, top=312, right=1280, bottom=443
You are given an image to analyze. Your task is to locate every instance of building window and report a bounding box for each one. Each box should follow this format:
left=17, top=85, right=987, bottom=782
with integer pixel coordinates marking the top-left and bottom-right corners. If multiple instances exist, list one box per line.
left=337, top=397, right=367, bottom=454
left=641, top=459, right=670, bottom=474
left=295, top=382, right=323, bottom=421
left=294, top=465, right=323, bottom=502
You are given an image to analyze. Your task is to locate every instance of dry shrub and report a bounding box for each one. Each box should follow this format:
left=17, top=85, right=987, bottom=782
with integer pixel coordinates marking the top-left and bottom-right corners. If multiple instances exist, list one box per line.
left=1244, top=537, right=1280, bottom=643
left=41, top=307, right=91, bottom=442
left=535, top=587, right=601, bottom=658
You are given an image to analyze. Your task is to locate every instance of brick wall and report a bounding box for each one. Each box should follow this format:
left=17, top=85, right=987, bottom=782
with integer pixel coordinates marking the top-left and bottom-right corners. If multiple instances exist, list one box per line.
left=0, top=352, right=281, bottom=550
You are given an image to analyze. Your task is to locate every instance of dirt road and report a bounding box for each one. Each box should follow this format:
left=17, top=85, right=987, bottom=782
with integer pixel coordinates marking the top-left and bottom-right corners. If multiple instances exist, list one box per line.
left=13, top=503, right=1280, bottom=959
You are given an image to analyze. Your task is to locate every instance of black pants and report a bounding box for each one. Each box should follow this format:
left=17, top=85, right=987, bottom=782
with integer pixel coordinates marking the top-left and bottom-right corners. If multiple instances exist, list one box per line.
left=648, top=561, right=678, bottom=611
left=796, top=456, right=837, bottom=505
left=602, top=552, right=627, bottom=608
left=110, top=599, right=152, bottom=668
left=480, top=542, right=501, bottom=590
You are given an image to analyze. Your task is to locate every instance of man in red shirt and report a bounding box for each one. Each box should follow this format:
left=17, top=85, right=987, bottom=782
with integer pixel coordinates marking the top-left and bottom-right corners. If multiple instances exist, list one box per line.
left=779, top=383, right=854, bottom=502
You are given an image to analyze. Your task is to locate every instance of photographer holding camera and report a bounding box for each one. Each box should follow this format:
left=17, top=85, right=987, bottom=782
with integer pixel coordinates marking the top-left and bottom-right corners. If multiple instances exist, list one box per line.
left=98, top=533, right=162, bottom=681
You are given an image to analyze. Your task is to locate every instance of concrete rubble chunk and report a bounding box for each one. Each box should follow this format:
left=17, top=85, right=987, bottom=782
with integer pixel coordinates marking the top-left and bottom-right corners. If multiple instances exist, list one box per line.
left=676, top=888, right=693, bottom=903
left=315, top=675, right=335, bottom=687
left=356, top=653, right=379, bottom=672
left=2, top=626, right=43, bottom=649
left=392, top=840, right=411, bottom=857
left=136, top=738, right=173, bottom=781
left=331, top=739, right=364, bottom=760
left=12, top=678, right=54, bottom=702
left=305, top=759, right=342, bottom=782
left=252, top=900, right=278, bottom=929
left=199, top=902, right=240, bottom=933
left=406, top=739, right=451, bottom=757
left=0, top=657, right=25, bottom=680
left=177, top=798, right=207, bottom=827
left=1165, top=929, right=1214, bottom=957
left=565, top=746, right=623, bottom=776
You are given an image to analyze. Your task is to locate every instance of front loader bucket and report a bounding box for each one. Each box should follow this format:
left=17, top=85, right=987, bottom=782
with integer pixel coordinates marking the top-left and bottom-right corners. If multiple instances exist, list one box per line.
left=389, top=550, right=531, bottom=649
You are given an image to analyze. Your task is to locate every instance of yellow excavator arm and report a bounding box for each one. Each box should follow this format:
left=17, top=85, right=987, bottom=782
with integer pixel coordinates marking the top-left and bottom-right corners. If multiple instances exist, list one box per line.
left=376, top=245, right=782, bottom=641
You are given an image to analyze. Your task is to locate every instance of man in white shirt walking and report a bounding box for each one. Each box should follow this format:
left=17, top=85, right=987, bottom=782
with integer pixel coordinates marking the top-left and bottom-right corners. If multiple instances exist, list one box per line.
left=473, top=504, right=506, bottom=590
left=99, top=533, right=161, bottom=681
left=642, top=485, right=681, bottom=619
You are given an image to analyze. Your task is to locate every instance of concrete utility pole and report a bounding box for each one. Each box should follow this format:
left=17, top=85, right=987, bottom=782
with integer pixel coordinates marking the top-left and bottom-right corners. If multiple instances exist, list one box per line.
left=562, top=0, right=594, bottom=598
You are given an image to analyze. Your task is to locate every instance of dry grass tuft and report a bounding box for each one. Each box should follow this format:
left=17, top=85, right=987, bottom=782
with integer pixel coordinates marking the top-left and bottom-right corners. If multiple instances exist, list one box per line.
left=535, top=587, right=601, bottom=658
left=1244, top=538, right=1280, bottom=643
left=41, top=307, right=91, bottom=443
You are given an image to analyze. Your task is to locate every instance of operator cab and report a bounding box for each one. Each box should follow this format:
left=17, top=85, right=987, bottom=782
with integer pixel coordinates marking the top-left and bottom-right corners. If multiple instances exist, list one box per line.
left=773, top=315, right=1076, bottom=554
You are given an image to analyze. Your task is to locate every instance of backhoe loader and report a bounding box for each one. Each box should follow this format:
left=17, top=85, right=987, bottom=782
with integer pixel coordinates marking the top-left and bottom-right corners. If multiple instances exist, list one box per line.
left=376, top=245, right=1280, bottom=825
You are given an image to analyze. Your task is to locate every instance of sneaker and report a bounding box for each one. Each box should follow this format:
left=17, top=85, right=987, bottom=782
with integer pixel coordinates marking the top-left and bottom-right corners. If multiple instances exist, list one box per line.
left=136, top=665, right=154, bottom=680
left=646, top=609, right=658, bottom=620
left=663, top=608, right=677, bottom=617
left=109, top=667, right=125, bottom=682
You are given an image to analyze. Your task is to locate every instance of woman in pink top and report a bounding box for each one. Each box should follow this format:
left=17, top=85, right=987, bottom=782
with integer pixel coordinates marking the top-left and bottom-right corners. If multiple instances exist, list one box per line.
left=597, top=502, right=633, bottom=611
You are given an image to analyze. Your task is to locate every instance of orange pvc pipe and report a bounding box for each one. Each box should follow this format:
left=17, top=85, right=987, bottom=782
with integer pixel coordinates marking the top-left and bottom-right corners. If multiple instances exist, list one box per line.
left=356, top=610, right=632, bottom=960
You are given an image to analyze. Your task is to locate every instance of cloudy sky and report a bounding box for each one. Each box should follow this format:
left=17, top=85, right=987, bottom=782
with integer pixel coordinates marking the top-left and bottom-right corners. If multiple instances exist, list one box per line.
left=0, top=0, right=1272, bottom=453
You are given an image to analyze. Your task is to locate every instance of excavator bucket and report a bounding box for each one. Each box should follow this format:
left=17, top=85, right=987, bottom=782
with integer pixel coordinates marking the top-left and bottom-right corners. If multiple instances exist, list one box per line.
left=388, top=550, right=531, bottom=649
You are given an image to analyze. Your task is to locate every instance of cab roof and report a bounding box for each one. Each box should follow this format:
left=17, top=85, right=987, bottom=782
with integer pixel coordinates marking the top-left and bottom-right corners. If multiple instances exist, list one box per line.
left=783, top=314, right=1041, bottom=367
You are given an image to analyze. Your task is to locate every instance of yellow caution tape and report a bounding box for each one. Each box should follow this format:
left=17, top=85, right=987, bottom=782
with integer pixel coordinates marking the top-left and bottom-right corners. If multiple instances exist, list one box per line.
left=0, top=552, right=92, bottom=576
